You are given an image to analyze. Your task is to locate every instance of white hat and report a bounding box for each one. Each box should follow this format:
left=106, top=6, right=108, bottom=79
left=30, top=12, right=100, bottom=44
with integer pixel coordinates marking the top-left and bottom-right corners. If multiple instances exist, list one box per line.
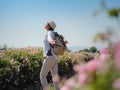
left=48, top=21, right=56, bottom=30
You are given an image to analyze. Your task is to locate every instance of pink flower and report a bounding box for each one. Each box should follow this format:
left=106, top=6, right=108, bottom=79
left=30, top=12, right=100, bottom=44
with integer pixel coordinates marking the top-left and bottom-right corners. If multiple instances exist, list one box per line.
left=78, top=73, right=88, bottom=85
left=115, top=53, right=120, bottom=69
left=113, top=78, right=120, bottom=89
left=114, top=41, right=120, bottom=69
left=0, top=50, right=3, bottom=53
left=60, top=79, right=74, bottom=90
left=74, top=61, right=100, bottom=85
left=74, top=64, right=88, bottom=74
left=60, top=86, right=71, bottom=90
left=99, top=48, right=109, bottom=61
left=30, top=48, right=38, bottom=55
left=87, top=60, right=101, bottom=72
left=100, top=48, right=108, bottom=54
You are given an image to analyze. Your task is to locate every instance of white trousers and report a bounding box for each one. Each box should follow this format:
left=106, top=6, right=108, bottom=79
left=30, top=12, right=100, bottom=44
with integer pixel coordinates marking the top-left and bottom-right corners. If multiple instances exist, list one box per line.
left=40, top=56, right=59, bottom=90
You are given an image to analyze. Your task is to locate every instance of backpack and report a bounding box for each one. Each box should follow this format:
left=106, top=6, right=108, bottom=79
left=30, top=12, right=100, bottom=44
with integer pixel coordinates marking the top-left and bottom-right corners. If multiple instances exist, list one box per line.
left=50, top=32, right=67, bottom=56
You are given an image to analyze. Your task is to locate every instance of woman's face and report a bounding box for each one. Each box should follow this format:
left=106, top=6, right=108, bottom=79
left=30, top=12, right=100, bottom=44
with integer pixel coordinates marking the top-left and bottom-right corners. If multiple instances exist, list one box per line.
left=45, top=23, right=50, bottom=30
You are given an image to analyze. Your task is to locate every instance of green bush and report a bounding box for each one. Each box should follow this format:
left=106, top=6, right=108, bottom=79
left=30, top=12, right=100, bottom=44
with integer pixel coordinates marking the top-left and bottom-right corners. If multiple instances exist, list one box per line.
left=58, top=56, right=73, bottom=77
left=0, top=48, right=43, bottom=89
left=0, top=48, right=94, bottom=89
left=89, top=46, right=97, bottom=53
left=0, top=48, right=72, bottom=90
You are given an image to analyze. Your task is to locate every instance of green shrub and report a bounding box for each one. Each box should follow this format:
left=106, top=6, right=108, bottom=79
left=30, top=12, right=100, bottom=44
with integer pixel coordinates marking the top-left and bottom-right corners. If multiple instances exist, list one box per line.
left=0, top=48, right=43, bottom=89
left=0, top=47, right=94, bottom=89
left=59, top=56, right=73, bottom=77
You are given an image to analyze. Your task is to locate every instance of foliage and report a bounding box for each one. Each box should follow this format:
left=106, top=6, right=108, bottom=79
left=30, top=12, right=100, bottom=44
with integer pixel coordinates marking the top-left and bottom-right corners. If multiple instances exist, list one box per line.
left=89, top=47, right=97, bottom=53
left=60, top=3, right=120, bottom=90
left=108, top=8, right=120, bottom=18
left=0, top=47, right=95, bottom=89
left=60, top=31, right=120, bottom=90
left=0, top=47, right=43, bottom=89
left=79, top=46, right=98, bottom=53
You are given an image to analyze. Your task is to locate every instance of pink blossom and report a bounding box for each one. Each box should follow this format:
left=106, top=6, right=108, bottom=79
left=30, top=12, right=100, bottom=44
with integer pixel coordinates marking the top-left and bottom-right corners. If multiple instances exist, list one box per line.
left=115, top=53, right=120, bottom=69
left=74, top=64, right=89, bottom=85
left=0, top=50, right=3, bottom=53
left=114, top=41, right=120, bottom=69
left=78, top=73, right=88, bottom=85
left=60, top=79, right=74, bottom=90
left=60, top=86, right=71, bottom=90
left=100, top=48, right=108, bottom=54
left=74, top=64, right=88, bottom=74
left=87, top=60, right=101, bottom=72
left=113, top=78, right=120, bottom=89
left=74, top=62, right=98, bottom=85
left=99, top=48, right=109, bottom=61
left=30, top=48, right=38, bottom=55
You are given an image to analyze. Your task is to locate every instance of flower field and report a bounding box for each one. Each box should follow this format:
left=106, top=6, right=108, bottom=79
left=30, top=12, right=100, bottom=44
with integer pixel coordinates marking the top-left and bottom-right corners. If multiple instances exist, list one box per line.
left=0, top=46, right=96, bottom=89
left=60, top=30, right=120, bottom=90
left=0, top=47, right=43, bottom=89
left=1, top=40, right=120, bottom=90
left=61, top=44, right=120, bottom=90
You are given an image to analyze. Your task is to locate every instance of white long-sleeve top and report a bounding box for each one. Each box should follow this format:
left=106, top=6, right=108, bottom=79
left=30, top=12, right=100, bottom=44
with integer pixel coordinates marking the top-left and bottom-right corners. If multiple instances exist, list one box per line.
left=43, top=30, right=55, bottom=57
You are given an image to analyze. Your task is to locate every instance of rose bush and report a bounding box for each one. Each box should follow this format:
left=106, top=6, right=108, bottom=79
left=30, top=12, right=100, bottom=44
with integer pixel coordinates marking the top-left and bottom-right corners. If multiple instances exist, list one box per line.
left=0, top=47, right=95, bottom=89
left=60, top=31, right=120, bottom=90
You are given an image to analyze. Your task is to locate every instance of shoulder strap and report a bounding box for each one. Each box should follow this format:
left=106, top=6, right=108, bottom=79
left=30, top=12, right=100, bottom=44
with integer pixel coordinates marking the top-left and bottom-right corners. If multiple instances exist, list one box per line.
left=54, top=32, right=59, bottom=37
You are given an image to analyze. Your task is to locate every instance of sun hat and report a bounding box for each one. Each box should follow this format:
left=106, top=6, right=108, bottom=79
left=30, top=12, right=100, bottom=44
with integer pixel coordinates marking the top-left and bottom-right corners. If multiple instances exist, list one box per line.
left=48, top=21, right=56, bottom=30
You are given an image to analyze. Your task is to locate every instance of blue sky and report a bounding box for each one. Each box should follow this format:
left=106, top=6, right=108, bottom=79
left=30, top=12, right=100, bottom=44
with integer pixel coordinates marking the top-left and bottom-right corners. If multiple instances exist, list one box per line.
left=0, top=0, right=120, bottom=49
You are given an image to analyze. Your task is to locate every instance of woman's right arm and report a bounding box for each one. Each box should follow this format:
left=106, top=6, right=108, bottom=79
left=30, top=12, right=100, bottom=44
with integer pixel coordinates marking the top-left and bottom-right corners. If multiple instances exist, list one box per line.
left=47, top=31, right=56, bottom=45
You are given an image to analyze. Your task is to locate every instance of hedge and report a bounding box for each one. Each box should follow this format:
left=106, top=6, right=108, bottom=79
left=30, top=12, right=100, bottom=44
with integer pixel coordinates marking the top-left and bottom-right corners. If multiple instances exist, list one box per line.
left=0, top=47, right=95, bottom=90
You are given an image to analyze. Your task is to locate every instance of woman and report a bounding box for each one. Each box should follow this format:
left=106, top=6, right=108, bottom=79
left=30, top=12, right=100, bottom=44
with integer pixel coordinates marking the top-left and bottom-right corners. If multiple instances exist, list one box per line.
left=40, top=21, right=59, bottom=90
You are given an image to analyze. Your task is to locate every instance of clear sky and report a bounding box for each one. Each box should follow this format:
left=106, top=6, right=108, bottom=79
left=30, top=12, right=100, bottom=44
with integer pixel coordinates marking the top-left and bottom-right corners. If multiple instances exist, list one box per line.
left=0, top=0, right=120, bottom=49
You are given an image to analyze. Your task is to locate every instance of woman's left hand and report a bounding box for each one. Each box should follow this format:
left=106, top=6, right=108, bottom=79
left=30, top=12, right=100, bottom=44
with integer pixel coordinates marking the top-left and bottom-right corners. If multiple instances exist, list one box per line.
left=64, top=40, right=68, bottom=44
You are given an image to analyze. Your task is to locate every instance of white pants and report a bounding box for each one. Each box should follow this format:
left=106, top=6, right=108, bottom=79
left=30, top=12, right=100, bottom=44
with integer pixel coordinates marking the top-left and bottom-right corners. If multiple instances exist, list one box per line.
left=40, top=56, right=59, bottom=90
